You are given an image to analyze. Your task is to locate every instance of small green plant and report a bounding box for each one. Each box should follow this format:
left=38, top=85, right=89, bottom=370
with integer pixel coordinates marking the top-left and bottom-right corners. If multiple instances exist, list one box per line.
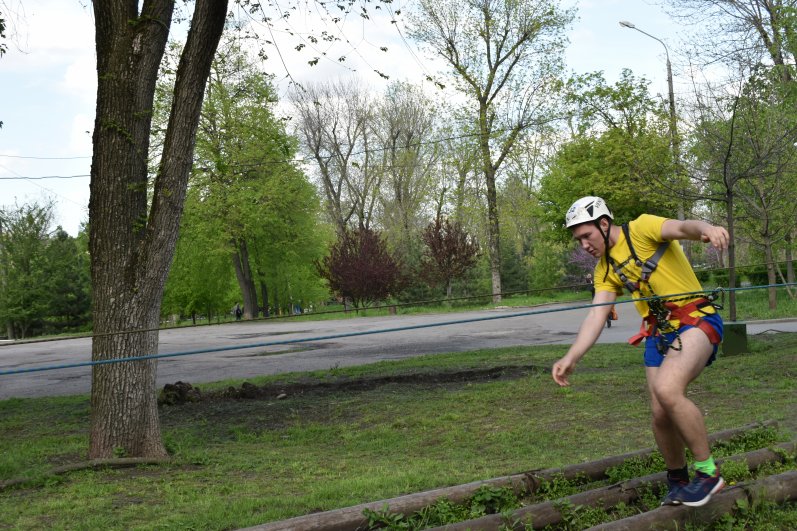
left=363, top=504, right=410, bottom=530
left=712, top=426, right=779, bottom=457
left=408, top=499, right=470, bottom=529
left=632, top=483, right=661, bottom=511
left=605, top=453, right=665, bottom=483
left=468, top=485, right=520, bottom=516
left=362, top=487, right=521, bottom=531
left=112, top=446, right=128, bottom=458
left=554, top=499, right=613, bottom=530
left=693, top=499, right=797, bottom=530
left=718, top=458, right=751, bottom=486
left=535, top=473, right=585, bottom=500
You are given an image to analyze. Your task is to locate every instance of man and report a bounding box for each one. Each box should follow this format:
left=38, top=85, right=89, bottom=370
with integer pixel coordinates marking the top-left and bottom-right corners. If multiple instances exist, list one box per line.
left=552, top=196, right=729, bottom=507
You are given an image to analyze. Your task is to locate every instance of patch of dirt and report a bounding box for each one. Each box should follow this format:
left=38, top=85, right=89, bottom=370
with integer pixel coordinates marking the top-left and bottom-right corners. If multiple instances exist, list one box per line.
left=156, top=364, right=548, bottom=433
left=162, top=364, right=547, bottom=405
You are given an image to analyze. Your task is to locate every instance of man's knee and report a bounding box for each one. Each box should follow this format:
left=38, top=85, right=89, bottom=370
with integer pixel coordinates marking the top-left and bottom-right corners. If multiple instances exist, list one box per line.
left=650, top=379, right=683, bottom=410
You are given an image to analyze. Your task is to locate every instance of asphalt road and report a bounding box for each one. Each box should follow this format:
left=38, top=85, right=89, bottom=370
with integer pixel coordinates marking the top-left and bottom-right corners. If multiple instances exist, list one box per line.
left=2, top=302, right=795, bottom=399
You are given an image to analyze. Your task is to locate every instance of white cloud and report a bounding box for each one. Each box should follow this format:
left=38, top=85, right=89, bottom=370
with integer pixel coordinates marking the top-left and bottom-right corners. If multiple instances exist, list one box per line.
left=68, top=114, right=94, bottom=155
left=60, top=54, right=97, bottom=103
left=3, top=0, right=94, bottom=71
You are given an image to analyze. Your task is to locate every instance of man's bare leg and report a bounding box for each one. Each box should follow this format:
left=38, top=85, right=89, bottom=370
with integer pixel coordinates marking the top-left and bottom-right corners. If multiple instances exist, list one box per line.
left=646, top=328, right=714, bottom=459
left=645, top=373, right=687, bottom=468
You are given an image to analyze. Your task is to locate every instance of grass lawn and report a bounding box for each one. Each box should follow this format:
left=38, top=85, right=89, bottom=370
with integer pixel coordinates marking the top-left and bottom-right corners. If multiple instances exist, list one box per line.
left=1, top=328, right=796, bottom=530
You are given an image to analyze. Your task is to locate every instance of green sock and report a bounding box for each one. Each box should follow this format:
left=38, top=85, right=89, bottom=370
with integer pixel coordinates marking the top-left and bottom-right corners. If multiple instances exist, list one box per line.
left=694, top=456, right=717, bottom=475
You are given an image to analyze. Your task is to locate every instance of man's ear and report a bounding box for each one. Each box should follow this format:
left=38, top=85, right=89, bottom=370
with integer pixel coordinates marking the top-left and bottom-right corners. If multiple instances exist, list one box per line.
left=599, top=217, right=611, bottom=231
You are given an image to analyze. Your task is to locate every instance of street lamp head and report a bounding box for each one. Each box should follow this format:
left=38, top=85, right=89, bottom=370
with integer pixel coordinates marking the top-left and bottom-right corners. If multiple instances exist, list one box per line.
left=619, top=20, right=636, bottom=29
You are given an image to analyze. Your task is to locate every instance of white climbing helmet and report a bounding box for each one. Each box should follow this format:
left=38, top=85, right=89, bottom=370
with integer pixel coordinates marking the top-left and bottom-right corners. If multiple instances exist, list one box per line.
left=565, top=196, right=613, bottom=228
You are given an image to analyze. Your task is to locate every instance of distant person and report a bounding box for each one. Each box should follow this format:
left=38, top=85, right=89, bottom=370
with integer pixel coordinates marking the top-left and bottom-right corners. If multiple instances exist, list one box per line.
left=553, top=196, right=729, bottom=507
left=233, top=302, right=243, bottom=321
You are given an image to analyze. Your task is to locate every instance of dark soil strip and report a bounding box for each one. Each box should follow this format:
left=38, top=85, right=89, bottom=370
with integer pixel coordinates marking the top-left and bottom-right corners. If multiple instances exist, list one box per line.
left=158, top=364, right=547, bottom=405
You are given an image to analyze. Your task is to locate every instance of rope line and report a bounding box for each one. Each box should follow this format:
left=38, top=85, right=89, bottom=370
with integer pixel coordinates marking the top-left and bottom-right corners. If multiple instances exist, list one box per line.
left=1, top=283, right=795, bottom=377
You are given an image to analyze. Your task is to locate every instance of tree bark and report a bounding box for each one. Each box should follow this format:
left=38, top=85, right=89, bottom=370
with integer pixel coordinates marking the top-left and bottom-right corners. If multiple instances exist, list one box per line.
left=764, top=236, right=777, bottom=309
left=726, top=192, right=738, bottom=321
left=231, top=238, right=258, bottom=319
left=479, top=105, right=502, bottom=304
left=88, top=0, right=227, bottom=459
left=260, top=280, right=270, bottom=317
left=786, top=231, right=795, bottom=285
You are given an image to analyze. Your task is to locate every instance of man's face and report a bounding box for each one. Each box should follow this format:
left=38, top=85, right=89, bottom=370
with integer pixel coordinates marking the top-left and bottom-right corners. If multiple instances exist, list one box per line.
left=571, top=220, right=607, bottom=257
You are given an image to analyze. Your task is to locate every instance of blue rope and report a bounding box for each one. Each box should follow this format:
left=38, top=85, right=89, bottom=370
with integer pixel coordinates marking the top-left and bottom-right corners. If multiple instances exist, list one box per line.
left=1, top=283, right=795, bottom=377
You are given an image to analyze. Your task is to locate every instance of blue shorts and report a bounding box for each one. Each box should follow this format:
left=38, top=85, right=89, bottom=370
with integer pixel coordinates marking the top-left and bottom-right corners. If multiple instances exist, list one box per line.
left=643, top=312, right=724, bottom=368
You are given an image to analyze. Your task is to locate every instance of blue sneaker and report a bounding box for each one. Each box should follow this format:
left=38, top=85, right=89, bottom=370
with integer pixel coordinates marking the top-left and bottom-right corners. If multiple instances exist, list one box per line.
left=661, top=475, right=689, bottom=506
left=675, top=469, right=724, bottom=507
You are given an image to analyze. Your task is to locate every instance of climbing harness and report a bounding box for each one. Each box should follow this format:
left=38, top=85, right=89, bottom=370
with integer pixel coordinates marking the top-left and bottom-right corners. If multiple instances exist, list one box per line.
left=608, top=224, right=722, bottom=354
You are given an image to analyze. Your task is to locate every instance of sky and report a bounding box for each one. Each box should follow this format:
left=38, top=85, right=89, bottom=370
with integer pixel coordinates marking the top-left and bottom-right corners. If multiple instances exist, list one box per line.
left=0, top=0, right=686, bottom=236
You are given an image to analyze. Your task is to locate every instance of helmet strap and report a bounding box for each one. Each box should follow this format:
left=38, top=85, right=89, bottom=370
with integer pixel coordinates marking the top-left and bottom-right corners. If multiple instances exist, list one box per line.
left=595, top=218, right=613, bottom=282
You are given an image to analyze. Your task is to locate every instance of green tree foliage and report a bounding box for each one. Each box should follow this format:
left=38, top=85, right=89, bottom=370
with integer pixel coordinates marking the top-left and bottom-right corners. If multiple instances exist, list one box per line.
left=409, top=0, right=574, bottom=302
left=42, top=227, right=91, bottom=333
left=162, top=205, right=236, bottom=323
left=692, top=70, right=797, bottom=307
left=318, top=227, right=404, bottom=309
left=421, top=217, right=479, bottom=299
left=526, top=239, right=567, bottom=290
left=0, top=203, right=52, bottom=339
left=371, top=81, right=443, bottom=301
left=678, top=1, right=797, bottom=317
left=497, top=133, right=556, bottom=293
left=732, top=74, right=797, bottom=304
left=541, top=70, right=678, bottom=231
left=162, top=37, right=329, bottom=319
left=0, top=203, right=90, bottom=338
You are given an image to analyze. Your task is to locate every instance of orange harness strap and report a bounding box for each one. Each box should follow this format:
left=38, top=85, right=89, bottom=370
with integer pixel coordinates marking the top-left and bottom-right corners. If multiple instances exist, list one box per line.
left=629, top=315, right=656, bottom=346
left=628, top=298, right=721, bottom=347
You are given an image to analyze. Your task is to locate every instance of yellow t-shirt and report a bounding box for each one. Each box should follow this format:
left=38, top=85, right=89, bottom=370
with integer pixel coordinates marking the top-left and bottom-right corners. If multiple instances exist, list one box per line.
left=593, top=214, right=713, bottom=326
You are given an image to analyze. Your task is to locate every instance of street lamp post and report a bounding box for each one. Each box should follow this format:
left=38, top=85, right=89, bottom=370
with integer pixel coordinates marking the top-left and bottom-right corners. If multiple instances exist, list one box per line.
left=619, top=20, right=690, bottom=259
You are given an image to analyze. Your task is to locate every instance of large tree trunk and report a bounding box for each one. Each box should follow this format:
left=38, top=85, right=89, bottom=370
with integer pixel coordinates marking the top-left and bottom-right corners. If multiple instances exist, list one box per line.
left=485, top=167, right=502, bottom=304
left=786, top=231, right=795, bottom=285
left=89, top=0, right=227, bottom=459
left=764, top=237, right=777, bottom=310
left=479, top=105, right=502, bottom=304
left=726, top=192, right=738, bottom=321
left=260, top=280, right=270, bottom=317
left=231, top=239, right=258, bottom=319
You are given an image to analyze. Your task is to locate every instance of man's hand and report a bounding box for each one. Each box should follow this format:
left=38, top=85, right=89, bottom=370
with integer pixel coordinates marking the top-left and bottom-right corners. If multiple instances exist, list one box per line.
left=552, top=356, right=577, bottom=387
left=700, top=224, right=730, bottom=250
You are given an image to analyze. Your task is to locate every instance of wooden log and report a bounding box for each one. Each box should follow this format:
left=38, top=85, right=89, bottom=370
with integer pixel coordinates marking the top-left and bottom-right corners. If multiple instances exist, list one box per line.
left=428, top=470, right=669, bottom=531
left=526, top=420, right=777, bottom=486
left=428, top=442, right=796, bottom=531
left=241, top=421, right=777, bottom=531
left=587, top=470, right=797, bottom=530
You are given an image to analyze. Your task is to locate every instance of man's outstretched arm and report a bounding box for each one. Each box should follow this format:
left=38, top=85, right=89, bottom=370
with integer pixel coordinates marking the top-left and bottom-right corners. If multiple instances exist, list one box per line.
left=552, top=289, right=617, bottom=387
left=661, top=219, right=729, bottom=250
